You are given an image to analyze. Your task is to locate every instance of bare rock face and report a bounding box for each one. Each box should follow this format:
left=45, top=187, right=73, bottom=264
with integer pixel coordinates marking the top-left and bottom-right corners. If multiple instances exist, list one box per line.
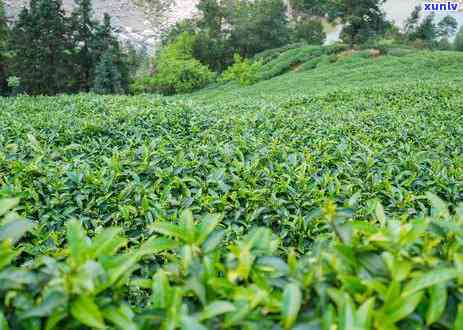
left=3, top=0, right=199, bottom=50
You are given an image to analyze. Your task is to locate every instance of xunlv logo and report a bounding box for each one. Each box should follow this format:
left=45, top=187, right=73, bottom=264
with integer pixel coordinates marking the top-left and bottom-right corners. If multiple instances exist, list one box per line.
left=423, top=2, right=460, bottom=11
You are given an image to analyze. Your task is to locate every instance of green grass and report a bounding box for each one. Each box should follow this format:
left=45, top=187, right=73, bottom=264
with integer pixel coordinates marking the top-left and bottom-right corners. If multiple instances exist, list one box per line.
left=1, top=49, right=463, bottom=329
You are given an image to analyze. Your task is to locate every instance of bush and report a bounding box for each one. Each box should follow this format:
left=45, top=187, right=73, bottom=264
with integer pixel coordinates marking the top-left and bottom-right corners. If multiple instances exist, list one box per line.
left=254, top=42, right=307, bottom=64
left=2, top=193, right=463, bottom=329
left=221, top=54, right=263, bottom=86
left=153, top=58, right=215, bottom=95
left=259, top=45, right=324, bottom=80
left=131, top=33, right=215, bottom=95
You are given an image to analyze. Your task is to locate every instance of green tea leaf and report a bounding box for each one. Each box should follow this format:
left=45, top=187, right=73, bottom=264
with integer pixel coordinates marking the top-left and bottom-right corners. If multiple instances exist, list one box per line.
left=91, top=227, right=126, bottom=258
left=0, top=198, right=19, bottom=217
left=197, top=214, right=222, bottom=244
left=197, top=301, right=236, bottom=321
left=138, top=236, right=178, bottom=256
left=403, top=268, right=459, bottom=297
left=282, top=283, right=302, bottom=329
left=66, top=219, right=91, bottom=266
left=102, top=304, right=137, bottom=330
left=70, top=295, right=105, bottom=329
left=384, top=291, right=423, bottom=323
left=426, top=283, right=447, bottom=325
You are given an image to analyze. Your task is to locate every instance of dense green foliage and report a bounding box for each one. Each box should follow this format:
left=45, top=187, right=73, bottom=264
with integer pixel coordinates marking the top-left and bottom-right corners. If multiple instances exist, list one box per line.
left=327, top=0, right=389, bottom=46
left=292, top=19, right=326, bottom=45
left=454, top=26, right=463, bottom=51
left=0, top=0, right=9, bottom=95
left=221, top=54, right=263, bottom=86
left=1, top=50, right=463, bottom=328
left=131, top=33, right=215, bottom=95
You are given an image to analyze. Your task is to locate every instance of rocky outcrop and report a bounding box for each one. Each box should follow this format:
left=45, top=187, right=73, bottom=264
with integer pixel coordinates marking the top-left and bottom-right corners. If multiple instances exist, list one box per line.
left=4, top=0, right=199, bottom=50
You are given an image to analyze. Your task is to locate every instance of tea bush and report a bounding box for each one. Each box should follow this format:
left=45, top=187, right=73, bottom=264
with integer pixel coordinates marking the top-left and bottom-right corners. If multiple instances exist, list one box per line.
left=1, top=51, right=463, bottom=329
left=221, top=54, right=263, bottom=86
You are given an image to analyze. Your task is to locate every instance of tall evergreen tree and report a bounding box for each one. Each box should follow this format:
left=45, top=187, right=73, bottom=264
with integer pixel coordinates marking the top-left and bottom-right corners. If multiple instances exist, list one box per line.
left=71, top=0, right=96, bottom=91
left=10, top=0, right=73, bottom=95
left=0, top=0, right=10, bottom=95
left=92, top=14, right=128, bottom=93
left=454, top=26, right=463, bottom=51
left=92, top=47, right=124, bottom=94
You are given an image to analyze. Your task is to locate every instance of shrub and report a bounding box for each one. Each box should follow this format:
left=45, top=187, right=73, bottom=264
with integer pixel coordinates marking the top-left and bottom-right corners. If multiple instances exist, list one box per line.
left=131, top=33, right=215, bottom=95
left=254, top=42, right=307, bottom=64
left=7, top=76, right=21, bottom=96
left=221, top=54, right=263, bottom=86
left=2, top=194, right=463, bottom=329
left=259, top=45, right=324, bottom=80
left=153, top=58, right=215, bottom=95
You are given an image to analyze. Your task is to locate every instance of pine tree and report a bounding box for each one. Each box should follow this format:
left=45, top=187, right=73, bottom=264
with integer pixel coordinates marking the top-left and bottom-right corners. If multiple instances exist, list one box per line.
left=0, top=0, right=9, bottom=95
left=454, top=26, right=463, bottom=51
left=71, top=0, right=97, bottom=91
left=10, top=0, right=73, bottom=95
left=92, top=47, right=124, bottom=94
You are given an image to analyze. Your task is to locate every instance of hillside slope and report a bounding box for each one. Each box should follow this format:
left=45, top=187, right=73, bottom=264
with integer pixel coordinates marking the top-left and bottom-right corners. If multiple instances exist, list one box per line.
left=1, top=50, right=463, bottom=328
left=192, top=50, right=463, bottom=102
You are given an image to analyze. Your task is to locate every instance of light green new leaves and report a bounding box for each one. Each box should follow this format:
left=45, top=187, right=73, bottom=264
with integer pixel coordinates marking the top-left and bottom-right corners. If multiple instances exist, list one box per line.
left=151, top=210, right=222, bottom=246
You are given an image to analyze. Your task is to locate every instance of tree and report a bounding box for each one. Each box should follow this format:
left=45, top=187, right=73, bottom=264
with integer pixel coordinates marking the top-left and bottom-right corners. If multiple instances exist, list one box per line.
left=92, top=47, right=124, bottom=94
left=328, top=0, right=388, bottom=46
left=10, top=0, right=73, bottom=95
left=293, top=19, right=326, bottom=45
left=290, top=0, right=329, bottom=17
left=197, top=0, right=224, bottom=37
left=454, top=26, right=463, bottom=51
left=437, top=15, right=458, bottom=38
left=414, top=13, right=437, bottom=44
left=227, top=0, right=290, bottom=58
left=404, top=5, right=421, bottom=38
left=71, top=0, right=97, bottom=91
left=0, top=0, right=10, bottom=95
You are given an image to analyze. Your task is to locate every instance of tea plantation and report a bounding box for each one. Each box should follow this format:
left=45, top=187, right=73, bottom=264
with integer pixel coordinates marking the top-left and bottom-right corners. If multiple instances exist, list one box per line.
left=1, top=51, right=463, bottom=329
